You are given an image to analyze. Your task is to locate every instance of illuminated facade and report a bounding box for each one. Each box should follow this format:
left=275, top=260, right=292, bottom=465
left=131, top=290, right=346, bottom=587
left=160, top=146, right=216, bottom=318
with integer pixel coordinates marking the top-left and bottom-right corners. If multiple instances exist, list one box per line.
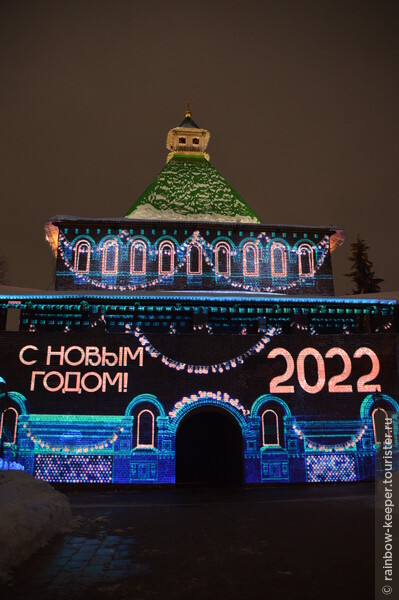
left=0, top=108, right=398, bottom=485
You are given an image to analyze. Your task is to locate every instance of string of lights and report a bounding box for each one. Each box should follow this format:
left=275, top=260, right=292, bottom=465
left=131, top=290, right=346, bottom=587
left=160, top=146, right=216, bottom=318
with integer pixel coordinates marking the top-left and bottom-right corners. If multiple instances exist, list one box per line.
left=133, top=325, right=282, bottom=374
left=21, top=423, right=125, bottom=454
left=169, top=390, right=249, bottom=418
left=57, top=230, right=331, bottom=294
left=292, top=423, right=368, bottom=452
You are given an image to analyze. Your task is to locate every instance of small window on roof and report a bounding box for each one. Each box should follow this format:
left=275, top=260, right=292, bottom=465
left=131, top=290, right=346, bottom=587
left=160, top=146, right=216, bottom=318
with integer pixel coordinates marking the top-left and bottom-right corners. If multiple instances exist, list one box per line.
left=193, top=138, right=199, bottom=145
left=179, top=137, right=186, bottom=144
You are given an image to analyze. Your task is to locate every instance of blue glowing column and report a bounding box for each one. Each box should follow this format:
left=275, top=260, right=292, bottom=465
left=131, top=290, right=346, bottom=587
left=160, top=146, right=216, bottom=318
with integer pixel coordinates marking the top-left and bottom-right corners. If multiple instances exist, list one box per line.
left=16, top=415, right=35, bottom=474
left=285, top=417, right=306, bottom=483
left=243, top=418, right=261, bottom=484
left=358, top=417, right=376, bottom=480
left=112, top=416, right=133, bottom=483
left=157, top=417, right=175, bottom=484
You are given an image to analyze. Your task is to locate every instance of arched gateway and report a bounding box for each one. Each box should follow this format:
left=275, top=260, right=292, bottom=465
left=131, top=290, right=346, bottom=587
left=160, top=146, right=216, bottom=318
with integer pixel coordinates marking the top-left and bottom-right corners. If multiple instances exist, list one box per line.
left=175, top=405, right=244, bottom=486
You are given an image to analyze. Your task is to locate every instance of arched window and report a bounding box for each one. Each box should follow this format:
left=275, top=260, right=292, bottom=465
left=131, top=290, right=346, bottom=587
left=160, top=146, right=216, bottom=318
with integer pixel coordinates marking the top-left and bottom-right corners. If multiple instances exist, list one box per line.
left=262, top=409, right=280, bottom=446
left=298, top=243, right=315, bottom=277
left=187, top=243, right=202, bottom=275
left=243, top=242, right=259, bottom=276
left=271, top=243, right=287, bottom=277
left=74, top=240, right=91, bottom=273
left=130, top=240, right=147, bottom=275
left=0, top=407, right=18, bottom=445
left=214, top=242, right=231, bottom=276
left=102, top=240, right=119, bottom=274
left=372, top=407, right=388, bottom=444
left=137, top=410, right=155, bottom=448
left=158, top=240, right=175, bottom=275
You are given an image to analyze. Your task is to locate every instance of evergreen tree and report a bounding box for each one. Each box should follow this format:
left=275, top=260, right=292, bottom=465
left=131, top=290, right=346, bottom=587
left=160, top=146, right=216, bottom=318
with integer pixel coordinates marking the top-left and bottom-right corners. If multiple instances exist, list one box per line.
left=345, top=235, right=383, bottom=294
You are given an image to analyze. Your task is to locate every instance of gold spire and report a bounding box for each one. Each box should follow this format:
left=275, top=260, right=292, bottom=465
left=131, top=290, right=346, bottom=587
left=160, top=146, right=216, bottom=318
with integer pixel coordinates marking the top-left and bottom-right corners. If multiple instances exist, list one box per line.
left=185, top=100, right=191, bottom=119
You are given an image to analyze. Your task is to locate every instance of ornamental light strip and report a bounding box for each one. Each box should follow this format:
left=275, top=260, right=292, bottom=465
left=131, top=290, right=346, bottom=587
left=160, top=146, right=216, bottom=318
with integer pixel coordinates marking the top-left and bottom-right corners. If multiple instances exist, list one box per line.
left=57, top=230, right=331, bottom=294
left=133, top=325, right=282, bottom=374
left=21, top=423, right=125, bottom=454
left=292, top=423, right=368, bottom=452
left=169, top=390, right=249, bottom=418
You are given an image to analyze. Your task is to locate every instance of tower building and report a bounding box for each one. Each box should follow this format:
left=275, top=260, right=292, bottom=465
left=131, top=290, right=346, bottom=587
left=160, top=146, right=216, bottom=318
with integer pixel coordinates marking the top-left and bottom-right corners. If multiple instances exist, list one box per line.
left=0, top=110, right=398, bottom=485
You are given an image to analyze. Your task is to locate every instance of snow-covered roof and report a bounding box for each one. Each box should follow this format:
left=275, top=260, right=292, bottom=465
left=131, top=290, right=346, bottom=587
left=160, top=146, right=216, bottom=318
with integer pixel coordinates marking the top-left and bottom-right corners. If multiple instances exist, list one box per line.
left=125, top=154, right=262, bottom=223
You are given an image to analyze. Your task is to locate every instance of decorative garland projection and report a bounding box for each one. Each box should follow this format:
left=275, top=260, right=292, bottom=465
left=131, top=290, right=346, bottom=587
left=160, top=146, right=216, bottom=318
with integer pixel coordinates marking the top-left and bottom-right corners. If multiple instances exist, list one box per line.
left=292, top=423, right=368, bottom=452
left=133, top=325, right=282, bottom=373
left=22, top=423, right=124, bottom=454
left=57, top=230, right=331, bottom=294
left=169, top=390, right=249, bottom=418
left=375, top=322, right=393, bottom=333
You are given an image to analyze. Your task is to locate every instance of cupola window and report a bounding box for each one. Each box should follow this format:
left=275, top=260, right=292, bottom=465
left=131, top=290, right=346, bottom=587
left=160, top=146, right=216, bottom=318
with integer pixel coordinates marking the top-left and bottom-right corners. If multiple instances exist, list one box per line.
left=74, top=240, right=91, bottom=274
left=130, top=240, right=147, bottom=275
left=214, top=241, right=231, bottom=276
left=187, top=243, right=202, bottom=275
left=271, top=242, right=287, bottom=277
left=243, top=242, right=259, bottom=276
left=158, top=240, right=175, bottom=275
left=298, top=243, right=315, bottom=277
left=102, top=239, right=119, bottom=274
left=179, top=137, right=186, bottom=145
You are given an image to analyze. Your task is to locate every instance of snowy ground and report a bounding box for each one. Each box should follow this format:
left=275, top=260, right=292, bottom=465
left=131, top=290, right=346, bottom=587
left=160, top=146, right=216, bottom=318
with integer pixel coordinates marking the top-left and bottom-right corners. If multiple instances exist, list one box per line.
left=0, top=470, right=73, bottom=581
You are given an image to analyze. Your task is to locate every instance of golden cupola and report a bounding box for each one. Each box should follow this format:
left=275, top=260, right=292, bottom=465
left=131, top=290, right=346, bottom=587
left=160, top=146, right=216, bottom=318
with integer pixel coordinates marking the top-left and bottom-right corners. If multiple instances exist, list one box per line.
left=166, top=103, right=210, bottom=162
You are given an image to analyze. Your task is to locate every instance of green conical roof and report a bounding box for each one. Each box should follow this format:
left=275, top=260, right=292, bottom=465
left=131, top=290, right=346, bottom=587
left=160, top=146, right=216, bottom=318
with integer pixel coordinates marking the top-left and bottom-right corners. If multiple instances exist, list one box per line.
left=125, top=154, right=261, bottom=223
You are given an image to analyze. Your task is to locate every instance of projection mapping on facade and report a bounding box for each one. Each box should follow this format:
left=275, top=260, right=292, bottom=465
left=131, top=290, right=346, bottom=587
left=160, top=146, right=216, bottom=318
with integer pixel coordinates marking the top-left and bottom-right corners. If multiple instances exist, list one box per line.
left=0, top=107, right=398, bottom=485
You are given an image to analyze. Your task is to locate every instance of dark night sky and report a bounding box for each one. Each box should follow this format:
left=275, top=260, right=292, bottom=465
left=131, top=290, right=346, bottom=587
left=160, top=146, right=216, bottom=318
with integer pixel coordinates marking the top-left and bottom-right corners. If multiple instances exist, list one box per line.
left=1, top=1, right=398, bottom=294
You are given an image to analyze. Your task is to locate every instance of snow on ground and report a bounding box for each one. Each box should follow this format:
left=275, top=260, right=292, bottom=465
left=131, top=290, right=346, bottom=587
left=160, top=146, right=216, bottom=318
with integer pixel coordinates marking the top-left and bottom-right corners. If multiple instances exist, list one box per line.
left=0, top=469, right=73, bottom=581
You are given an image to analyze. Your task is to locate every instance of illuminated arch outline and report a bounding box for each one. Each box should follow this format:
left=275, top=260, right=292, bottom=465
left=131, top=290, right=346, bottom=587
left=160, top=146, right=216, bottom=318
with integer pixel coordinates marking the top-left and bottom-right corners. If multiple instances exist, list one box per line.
left=169, top=394, right=248, bottom=434
left=73, top=239, right=91, bottom=273
left=360, top=394, right=399, bottom=420
left=270, top=242, right=287, bottom=277
left=214, top=241, right=231, bottom=276
left=250, top=394, right=292, bottom=420
left=136, top=409, right=155, bottom=448
left=130, top=240, right=147, bottom=275
left=101, top=239, right=119, bottom=274
left=124, top=394, right=166, bottom=418
left=298, top=243, right=315, bottom=277
left=0, top=391, right=28, bottom=416
left=243, top=242, right=259, bottom=276
left=261, top=409, right=280, bottom=446
left=158, top=240, right=175, bottom=275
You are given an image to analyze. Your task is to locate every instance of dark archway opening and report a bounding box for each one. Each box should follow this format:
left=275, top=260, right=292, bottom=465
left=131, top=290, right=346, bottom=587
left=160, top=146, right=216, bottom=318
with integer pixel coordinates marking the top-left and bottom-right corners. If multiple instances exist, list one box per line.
left=175, top=408, right=243, bottom=487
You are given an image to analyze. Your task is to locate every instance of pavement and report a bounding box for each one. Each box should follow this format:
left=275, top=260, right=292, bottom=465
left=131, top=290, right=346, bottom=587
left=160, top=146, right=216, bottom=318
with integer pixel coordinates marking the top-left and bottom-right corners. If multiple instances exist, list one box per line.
left=0, top=483, right=375, bottom=600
